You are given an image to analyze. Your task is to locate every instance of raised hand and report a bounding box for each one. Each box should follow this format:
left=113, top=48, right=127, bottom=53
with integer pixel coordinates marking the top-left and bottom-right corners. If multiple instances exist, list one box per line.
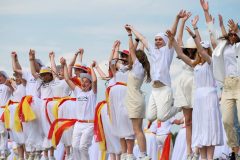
left=166, top=30, right=174, bottom=41
left=60, top=57, right=66, bottom=65
left=219, top=14, right=224, bottom=27
left=91, top=60, right=97, bottom=68
left=186, top=26, right=195, bottom=37
left=191, top=15, right=199, bottom=27
left=11, top=51, right=17, bottom=59
left=228, top=19, right=239, bottom=33
left=177, top=10, right=186, bottom=19
left=49, top=51, right=55, bottom=58
left=200, top=0, right=209, bottom=12
left=182, top=12, right=192, bottom=22
left=125, top=24, right=132, bottom=34
left=29, top=49, right=35, bottom=60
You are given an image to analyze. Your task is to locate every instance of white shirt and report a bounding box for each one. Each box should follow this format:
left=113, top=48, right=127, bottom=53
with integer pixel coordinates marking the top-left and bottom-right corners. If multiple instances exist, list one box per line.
left=11, top=84, right=26, bottom=102
left=131, top=59, right=145, bottom=80
left=73, top=88, right=97, bottom=120
left=147, top=42, right=174, bottom=86
left=0, top=84, right=12, bottom=106
left=156, top=118, right=174, bottom=136
left=22, top=70, right=41, bottom=98
left=51, top=79, right=71, bottom=97
left=223, top=43, right=240, bottom=77
left=39, top=79, right=54, bottom=99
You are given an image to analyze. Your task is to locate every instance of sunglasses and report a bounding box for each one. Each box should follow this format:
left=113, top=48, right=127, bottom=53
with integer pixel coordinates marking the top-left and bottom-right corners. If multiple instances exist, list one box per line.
left=228, top=33, right=237, bottom=37
left=155, top=38, right=163, bottom=41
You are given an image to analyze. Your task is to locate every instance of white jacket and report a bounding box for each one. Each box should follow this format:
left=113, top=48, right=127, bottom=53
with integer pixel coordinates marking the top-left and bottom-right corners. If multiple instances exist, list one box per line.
left=207, top=21, right=240, bottom=82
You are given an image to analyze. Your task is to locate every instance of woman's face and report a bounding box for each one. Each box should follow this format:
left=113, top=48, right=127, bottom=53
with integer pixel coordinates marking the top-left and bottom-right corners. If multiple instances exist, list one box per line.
left=120, top=53, right=129, bottom=65
left=14, top=74, right=22, bottom=85
left=81, top=78, right=92, bottom=92
left=228, top=30, right=239, bottom=44
left=40, top=73, right=53, bottom=83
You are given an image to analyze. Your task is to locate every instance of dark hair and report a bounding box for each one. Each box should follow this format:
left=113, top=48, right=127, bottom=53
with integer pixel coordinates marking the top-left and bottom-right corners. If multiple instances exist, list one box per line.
left=135, top=50, right=151, bottom=83
left=219, top=33, right=240, bottom=44
left=182, top=48, right=197, bottom=60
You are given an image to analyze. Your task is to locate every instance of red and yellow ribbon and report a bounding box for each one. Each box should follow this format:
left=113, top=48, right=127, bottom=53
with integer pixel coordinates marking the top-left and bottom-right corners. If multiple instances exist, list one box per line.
left=159, top=134, right=172, bottom=160
left=3, top=100, right=19, bottom=130
left=71, top=77, right=82, bottom=88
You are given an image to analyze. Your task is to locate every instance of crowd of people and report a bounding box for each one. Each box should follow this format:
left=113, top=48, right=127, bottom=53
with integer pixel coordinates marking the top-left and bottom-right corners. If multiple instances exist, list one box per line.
left=0, top=0, right=240, bottom=160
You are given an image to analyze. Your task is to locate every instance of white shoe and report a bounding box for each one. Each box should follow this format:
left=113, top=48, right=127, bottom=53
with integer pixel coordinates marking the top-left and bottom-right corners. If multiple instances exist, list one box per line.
left=65, top=154, right=73, bottom=160
left=139, top=155, right=151, bottom=160
left=121, top=153, right=127, bottom=160
left=127, top=154, right=136, bottom=160
left=191, top=153, right=199, bottom=160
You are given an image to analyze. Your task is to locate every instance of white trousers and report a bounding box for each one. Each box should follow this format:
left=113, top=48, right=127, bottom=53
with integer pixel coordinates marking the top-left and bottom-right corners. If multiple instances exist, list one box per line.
left=0, top=123, right=7, bottom=153
left=72, top=122, right=94, bottom=160
left=147, top=86, right=178, bottom=122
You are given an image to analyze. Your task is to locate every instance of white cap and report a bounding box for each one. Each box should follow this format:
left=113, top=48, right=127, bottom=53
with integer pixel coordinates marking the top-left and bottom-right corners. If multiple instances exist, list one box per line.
left=182, top=37, right=197, bottom=49
left=80, top=73, right=92, bottom=82
left=0, top=71, right=9, bottom=79
left=200, top=41, right=211, bottom=49
left=155, top=32, right=169, bottom=45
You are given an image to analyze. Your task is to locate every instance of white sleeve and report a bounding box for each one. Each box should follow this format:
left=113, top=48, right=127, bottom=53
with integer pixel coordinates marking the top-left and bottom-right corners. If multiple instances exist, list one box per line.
left=146, top=42, right=154, bottom=56
left=22, top=70, right=29, bottom=80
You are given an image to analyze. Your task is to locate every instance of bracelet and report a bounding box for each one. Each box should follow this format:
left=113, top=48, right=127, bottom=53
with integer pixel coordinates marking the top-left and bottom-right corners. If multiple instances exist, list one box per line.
left=29, top=58, right=35, bottom=61
left=192, top=35, right=197, bottom=39
left=128, top=34, right=132, bottom=37
left=194, top=27, right=198, bottom=30
left=135, top=38, right=140, bottom=42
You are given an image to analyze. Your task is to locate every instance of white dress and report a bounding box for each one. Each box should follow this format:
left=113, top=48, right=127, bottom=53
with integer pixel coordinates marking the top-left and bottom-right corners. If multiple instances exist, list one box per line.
left=192, top=61, right=223, bottom=148
left=174, top=64, right=194, bottom=108
left=109, top=66, right=134, bottom=138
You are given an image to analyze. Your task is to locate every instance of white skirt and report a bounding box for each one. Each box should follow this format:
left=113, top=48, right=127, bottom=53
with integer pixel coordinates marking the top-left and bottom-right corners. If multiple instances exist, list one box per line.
left=101, top=104, right=121, bottom=154
left=8, top=103, right=25, bottom=145
left=174, top=70, right=193, bottom=108
left=171, top=128, right=187, bottom=160
left=23, top=96, right=44, bottom=151
left=192, top=87, right=223, bottom=148
left=109, top=85, right=134, bottom=138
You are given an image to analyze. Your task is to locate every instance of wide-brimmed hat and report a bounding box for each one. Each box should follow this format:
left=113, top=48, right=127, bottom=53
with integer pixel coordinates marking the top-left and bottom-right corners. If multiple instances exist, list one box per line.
left=182, top=37, right=197, bottom=49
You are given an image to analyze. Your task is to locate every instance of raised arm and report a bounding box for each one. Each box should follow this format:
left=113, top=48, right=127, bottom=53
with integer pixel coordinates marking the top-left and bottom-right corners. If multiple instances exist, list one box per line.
left=60, top=57, right=76, bottom=90
left=166, top=30, right=195, bottom=67
left=186, top=26, right=211, bottom=64
left=191, top=15, right=202, bottom=42
left=11, top=52, right=22, bottom=74
left=177, top=12, right=192, bottom=46
left=49, top=51, right=58, bottom=79
left=110, top=41, right=120, bottom=76
left=130, top=26, right=149, bottom=49
left=90, top=61, right=97, bottom=94
left=29, top=49, right=39, bottom=79
left=68, top=49, right=82, bottom=77
left=125, top=24, right=137, bottom=62
left=219, top=14, right=227, bottom=37
left=200, top=0, right=211, bottom=23
left=95, top=61, right=109, bottom=80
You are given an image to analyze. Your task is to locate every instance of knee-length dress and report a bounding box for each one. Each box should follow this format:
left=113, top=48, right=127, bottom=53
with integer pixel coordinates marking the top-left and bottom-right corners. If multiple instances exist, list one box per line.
left=192, top=61, right=223, bottom=148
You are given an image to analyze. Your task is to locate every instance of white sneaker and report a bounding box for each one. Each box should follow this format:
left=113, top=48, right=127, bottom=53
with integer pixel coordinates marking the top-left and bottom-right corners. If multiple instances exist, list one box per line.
left=191, top=153, right=199, bottom=160
left=121, top=153, right=127, bottom=160
left=139, top=155, right=151, bottom=160
left=127, top=154, right=136, bottom=160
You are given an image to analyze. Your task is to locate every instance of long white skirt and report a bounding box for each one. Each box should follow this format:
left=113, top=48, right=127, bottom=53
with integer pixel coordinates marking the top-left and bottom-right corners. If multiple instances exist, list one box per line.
left=101, top=104, right=121, bottom=154
left=192, top=87, right=223, bottom=148
left=171, top=128, right=187, bottom=160
left=109, top=85, right=134, bottom=138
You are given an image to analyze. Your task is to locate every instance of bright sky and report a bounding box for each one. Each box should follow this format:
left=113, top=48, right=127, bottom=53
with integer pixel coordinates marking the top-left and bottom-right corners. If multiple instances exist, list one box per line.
left=0, top=0, right=239, bottom=102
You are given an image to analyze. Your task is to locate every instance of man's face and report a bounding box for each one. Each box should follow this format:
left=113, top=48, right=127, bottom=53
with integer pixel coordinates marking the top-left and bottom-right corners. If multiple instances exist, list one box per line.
left=40, top=73, right=53, bottom=83
left=155, top=36, right=165, bottom=48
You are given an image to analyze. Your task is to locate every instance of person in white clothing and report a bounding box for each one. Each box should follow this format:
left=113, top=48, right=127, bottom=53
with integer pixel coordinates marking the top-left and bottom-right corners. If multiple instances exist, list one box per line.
left=12, top=51, right=45, bottom=160
left=0, top=71, right=13, bottom=159
left=124, top=24, right=152, bottom=160
left=128, top=11, right=186, bottom=123
left=200, top=0, right=240, bottom=158
left=60, top=57, right=97, bottom=160
left=167, top=16, right=224, bottom=159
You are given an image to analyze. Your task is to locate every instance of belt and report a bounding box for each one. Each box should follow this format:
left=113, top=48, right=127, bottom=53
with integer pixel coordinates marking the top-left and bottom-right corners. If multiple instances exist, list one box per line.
left=78, top=120, right=94, bottom=123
